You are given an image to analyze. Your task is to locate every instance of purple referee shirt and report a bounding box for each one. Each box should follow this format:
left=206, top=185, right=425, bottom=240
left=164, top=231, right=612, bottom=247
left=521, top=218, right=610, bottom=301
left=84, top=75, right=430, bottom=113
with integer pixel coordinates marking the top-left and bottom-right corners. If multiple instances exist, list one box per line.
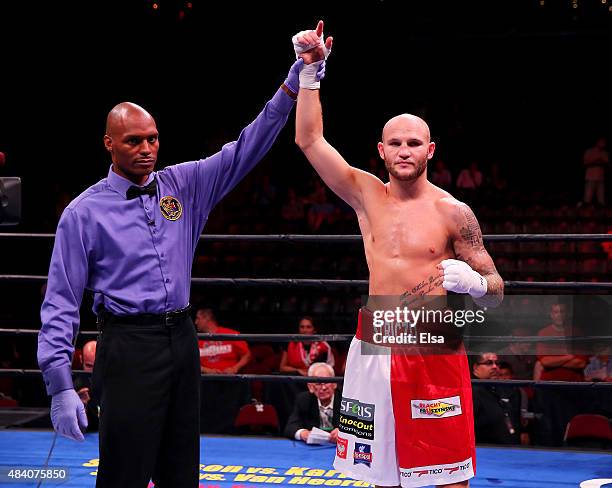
left=38, top=88, right=294, bottom=395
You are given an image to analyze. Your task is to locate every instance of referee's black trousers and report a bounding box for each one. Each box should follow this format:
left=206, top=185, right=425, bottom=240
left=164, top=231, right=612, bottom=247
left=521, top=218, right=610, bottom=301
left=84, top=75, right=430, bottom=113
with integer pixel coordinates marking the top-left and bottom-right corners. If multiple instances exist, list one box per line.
left=93, top=314, right=200, bottom=487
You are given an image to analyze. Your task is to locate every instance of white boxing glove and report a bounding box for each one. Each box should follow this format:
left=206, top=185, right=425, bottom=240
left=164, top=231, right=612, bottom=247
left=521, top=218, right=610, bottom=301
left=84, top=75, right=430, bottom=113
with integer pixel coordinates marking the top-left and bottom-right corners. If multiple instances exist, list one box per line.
left=440, top=259, right=487, bottom=298
left=292, top=30, right=331, bottom=89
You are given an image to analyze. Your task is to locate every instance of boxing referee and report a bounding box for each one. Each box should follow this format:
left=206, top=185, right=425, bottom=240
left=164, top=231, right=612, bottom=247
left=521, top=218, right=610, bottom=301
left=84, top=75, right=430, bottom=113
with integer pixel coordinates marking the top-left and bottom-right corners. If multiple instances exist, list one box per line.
left=37, top=58, right=307, bottom=487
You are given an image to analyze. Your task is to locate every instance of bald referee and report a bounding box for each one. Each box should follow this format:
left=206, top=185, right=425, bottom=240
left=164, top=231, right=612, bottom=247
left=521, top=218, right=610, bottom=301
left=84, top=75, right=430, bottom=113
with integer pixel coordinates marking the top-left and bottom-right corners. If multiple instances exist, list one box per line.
left=37, top=54, right=320, bottom=487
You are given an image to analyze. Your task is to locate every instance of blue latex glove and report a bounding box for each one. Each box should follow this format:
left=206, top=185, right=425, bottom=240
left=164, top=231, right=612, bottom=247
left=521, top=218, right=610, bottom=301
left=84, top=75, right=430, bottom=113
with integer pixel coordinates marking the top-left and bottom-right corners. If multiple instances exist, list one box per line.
left=284, top=59, right=326, bottom=96
left=316, top=61, right=326, bottom=81
left=284, top=58, right=304, bottom=95
left=51, top=388, right=88, bottom=441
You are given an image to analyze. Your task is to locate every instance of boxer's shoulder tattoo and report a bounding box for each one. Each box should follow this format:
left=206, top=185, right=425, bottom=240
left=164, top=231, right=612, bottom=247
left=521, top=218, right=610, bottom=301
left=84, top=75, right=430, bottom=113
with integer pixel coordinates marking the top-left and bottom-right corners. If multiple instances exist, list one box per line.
left=450, top=203, right=504, bottom=303
left=451, top=202, right=494, bottom=273
left=456, top=203, right=484, bottom=249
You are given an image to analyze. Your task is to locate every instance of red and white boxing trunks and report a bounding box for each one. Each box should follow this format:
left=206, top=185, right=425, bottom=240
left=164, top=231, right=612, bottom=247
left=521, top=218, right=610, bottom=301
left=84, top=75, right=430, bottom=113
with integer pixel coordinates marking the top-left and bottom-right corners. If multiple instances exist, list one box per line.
left=334, top=309, right=476, bottom=487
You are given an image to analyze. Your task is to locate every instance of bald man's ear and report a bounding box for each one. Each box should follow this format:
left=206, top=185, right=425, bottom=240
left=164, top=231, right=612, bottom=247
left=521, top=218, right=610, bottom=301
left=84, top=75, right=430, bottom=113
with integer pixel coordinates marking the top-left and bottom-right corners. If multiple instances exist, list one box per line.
left=377, top=142, right=385, bottom=160
left=103, top=134, right=113, bottom=153
left=427, top=141, right=436, bottom=160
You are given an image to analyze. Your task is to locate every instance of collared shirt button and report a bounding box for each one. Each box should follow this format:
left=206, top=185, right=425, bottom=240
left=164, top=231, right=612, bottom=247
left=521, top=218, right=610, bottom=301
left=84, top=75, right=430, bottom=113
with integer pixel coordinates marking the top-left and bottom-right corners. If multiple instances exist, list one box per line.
left=165, top=278, right=170, bottom=283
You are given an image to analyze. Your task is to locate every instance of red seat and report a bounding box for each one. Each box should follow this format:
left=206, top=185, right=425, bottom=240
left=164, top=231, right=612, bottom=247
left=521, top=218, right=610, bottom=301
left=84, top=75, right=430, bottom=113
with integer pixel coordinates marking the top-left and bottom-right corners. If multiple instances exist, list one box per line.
left=0, top=398, right=18, bottom=407
left=241, top=345, right=280, bottom=402
left=332, top=347, right=347, bottom=376
left=564, top=414, right=611, bottom=448
left=234, top=402, right=279, bottom=435
left=242, top=344, right=279, bottom=374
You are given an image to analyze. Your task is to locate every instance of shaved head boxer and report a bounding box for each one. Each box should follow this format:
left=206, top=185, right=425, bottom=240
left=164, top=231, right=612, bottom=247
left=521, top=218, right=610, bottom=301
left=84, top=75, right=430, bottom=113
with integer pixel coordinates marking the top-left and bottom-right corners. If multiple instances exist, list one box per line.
left=294, top=21, right=503, bottom=488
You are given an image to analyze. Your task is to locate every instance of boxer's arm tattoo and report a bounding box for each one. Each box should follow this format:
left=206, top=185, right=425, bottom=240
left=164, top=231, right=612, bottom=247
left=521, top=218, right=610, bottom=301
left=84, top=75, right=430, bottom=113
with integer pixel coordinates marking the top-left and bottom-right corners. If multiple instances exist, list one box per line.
left=452, top=202, right=504, bottom=307
left=400, top=273, right=445, bottom=307
left=459, top=206, right=483, bottom=248
left=405, top=273, right=445, bottom=296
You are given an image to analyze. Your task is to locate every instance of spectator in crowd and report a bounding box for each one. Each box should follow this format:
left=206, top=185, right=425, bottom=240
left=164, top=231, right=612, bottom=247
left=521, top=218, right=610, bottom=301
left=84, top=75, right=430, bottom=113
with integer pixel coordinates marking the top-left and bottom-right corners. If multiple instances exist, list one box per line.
left=497, top=361, right=533, bottom=444
left=456, top=161, right=484, bottom=205
left=582, top=136, right=609, bottom=206
left=306, top=180, right=338, bottom=232
left=471, top=352, right=524, bottom=445
left=279, top=316, right=334, bottom=375
left=429, top=159, right=452, bottom=189
left=533, top=360, right=544, bottom=381
left=252, top=174, right=278, bottom=209
left=484, top=161, right=509, bottom=205
left=536, top=303, right=586, bottom=382
left=534, top=302, right=587, bottom=446
left=487, top=161, right=508, bottom=192
left=268, top=316, right=335, bottom=430
left=456, top=161, right=483, bottom=190
left=73, top=340, right=99, bottom=431
left=196, top=308, right=251, bottom=434
left=582, top=346, right=612, bottom=418
left=284, top=362, right=340, bottom=443
left=584, top=345, right=612, bottom=382
left=196, top=308, right=251, bottom=374
left=497, top=361, right=513, bottom=380
left=281, top=187, right=306, bottom=231
left=497, top=326, right=537, bottom=380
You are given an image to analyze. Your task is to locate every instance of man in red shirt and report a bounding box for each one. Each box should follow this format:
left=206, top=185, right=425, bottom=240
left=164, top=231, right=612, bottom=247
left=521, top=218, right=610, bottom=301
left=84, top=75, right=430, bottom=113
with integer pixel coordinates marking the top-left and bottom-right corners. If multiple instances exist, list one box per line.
left=536, top=303, right=586, bottom=382
left=196, top=308, right=251, bottom=374
left=195, top=308, right=252, bottom=433
left=534, top=302, right=587, bottom=446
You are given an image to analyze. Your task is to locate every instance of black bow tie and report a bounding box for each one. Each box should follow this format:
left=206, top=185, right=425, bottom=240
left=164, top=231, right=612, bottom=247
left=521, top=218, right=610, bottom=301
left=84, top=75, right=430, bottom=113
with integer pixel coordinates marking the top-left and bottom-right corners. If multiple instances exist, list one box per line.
left=126, top=179, right=157, bottom=200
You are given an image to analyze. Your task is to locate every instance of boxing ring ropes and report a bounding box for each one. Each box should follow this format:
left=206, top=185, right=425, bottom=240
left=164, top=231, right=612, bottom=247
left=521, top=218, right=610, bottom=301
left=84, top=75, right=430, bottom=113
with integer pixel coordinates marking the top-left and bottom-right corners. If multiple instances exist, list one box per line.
left=0, top=232, right=612, bottom=487
left=1, top=231, right=612, bottom=387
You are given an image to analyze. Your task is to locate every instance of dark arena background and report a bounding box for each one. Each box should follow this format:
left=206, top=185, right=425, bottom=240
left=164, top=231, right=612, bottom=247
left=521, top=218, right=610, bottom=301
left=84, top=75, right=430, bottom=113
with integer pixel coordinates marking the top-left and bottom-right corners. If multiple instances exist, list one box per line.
left=0, top=1, right=611, bottom=487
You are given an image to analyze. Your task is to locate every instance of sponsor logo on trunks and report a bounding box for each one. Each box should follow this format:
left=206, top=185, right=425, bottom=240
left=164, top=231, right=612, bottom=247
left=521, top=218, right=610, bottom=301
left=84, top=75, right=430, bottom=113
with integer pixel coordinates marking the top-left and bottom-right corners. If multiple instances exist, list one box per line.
left=336, top=436, right=348, bottom=459
left=353, top=443, right=372, bottom=467
left=340, top=398, right=374, bottom=420
left=400, top=460, right=472, bottom=479
left=339, top=397, right=375, bottom=439
left=339, top=415, right=375, bottom=439
left=410, top=395, right=462, bottom=419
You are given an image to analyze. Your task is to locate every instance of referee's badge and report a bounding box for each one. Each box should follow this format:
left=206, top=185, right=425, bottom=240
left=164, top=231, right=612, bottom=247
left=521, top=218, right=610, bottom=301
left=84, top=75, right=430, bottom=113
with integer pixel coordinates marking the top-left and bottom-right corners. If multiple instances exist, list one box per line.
left=159, top=196, right=183, bottom=221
